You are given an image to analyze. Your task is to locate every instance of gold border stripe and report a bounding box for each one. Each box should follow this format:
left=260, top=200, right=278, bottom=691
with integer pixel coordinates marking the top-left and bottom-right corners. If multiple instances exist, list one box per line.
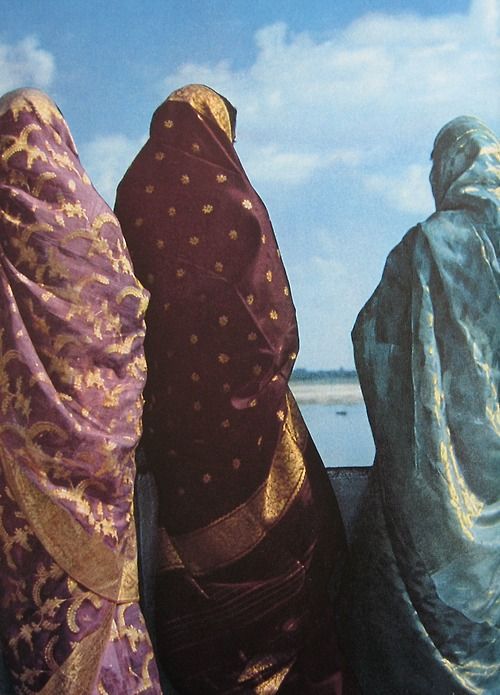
left=161, top=390, right=307, bottom=576
left=39, top=605, right=114, bottom=695
left=2, top=453, right=138, bottom=602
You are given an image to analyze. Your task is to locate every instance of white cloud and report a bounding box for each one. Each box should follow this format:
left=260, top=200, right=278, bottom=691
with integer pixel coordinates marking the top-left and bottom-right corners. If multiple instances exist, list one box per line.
left=66, top=0, right=497, bottom=369
left=161, top=0, right=499, bottom=209
left=0, top=37, right=55, bottom=94
left=365, top=164, right=434, bottom=215
left=76, top=0, right=497, bottom=220
left=80, top=134, right=146, bottom=206
left=244, top=145, right=361, bottom=185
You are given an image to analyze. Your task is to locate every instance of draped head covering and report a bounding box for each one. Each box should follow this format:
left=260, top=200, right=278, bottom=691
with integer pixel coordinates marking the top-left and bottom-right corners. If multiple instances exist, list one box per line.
left=0, top=88, right=161, bottom=693
left=115, top=84, right=351, bottom=694
left=431, top=116, right=500, bottom=218
left=341, top=116, right=499, bottom=694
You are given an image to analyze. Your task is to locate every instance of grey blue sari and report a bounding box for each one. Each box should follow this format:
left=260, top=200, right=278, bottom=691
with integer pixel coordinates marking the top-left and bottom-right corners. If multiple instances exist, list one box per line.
left=341, top=117, right=499, bottom=694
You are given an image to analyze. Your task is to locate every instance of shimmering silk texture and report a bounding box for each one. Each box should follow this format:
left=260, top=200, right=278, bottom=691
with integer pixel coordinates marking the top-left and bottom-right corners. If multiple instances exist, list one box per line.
left=0, top=89, right=161, bottom=693
left=115, top=84, right=351, bottom=694
left=341, top=117, right=500, bottom=694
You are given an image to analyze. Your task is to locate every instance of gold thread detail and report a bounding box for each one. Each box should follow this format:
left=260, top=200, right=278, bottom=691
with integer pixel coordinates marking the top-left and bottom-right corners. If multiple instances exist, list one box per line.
left=158, top=391, right=307, bottom=575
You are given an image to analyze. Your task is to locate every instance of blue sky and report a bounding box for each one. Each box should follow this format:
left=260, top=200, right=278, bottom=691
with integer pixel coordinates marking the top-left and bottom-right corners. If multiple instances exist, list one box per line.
left=1, top=0, right=498, bottom=368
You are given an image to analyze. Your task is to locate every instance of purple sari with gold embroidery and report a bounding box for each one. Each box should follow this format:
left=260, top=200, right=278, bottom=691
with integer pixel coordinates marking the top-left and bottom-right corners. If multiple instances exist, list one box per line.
left=0, top=89, right=161, bottom=694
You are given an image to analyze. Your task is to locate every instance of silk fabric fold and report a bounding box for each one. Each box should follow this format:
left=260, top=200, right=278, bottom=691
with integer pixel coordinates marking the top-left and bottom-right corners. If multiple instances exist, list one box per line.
left=0, top=89, right=161, bottom=694
left=341, top=117, right=500, bottom=694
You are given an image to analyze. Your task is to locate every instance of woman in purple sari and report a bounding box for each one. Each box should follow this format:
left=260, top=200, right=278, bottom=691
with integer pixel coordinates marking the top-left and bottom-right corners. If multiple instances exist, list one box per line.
left=0, top=89, right=161, bottom=694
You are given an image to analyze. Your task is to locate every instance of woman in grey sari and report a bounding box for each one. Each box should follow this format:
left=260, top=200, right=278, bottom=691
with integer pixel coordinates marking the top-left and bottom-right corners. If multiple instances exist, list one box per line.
left=341, top=117, right=499, bottom=694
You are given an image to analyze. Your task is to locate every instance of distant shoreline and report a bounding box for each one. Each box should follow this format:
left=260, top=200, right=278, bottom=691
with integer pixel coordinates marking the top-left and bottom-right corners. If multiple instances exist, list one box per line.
left=290, top=378, right=363, bottom=405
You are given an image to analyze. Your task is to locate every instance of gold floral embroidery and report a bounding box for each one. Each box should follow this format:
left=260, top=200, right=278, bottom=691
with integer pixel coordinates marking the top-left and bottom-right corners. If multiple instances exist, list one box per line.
left=180, top=174, right=190, bottom=184
left=56, top=195, right=87, bottom=220
left=0, top=89, right=63, bottom=125
left=189, top=236, right=199, bottom=246
left=283, top=286, right=289, bottom=296
left=2, top=453, right=138, bottom=601
left=266, top=270, right=273, bottom=282
left=44, top=635, right=60, bottom=671
left=0, top=123, right=47, bottom=169
left=191, top=143, right=200, bottom=153
left=228, top=229, right=238, bottom=240
left=32, top=171, right=57, bottom=198
left=202, top=204, right=214, bottom=214
left=218, top=353, right=230, bottom=364
left=253, top=365, right=262, bottom=376
left=242, top=199, right=252, bottom=209
left=190, top=334, right=198, bottom=344
left=145, top=185, right=154, bottom=194
left=202, top=473, right=212, bottom=484
left=191, top=372, right=200, bottom=382
left=221, top=419, right=230, bottom=429
left=176, top=268, right=185, bottom=278
left=269, top=309, right=278, bottom=320
left=216, top=174, right=227, bottom=183
left=164, top=119, right=174, bottom=128
left=155, top=152, right=165, bottom=160
left=218, top=315, right=228, bottom=327
left=40, top=607, right=115, bottom=695
left=156, top=239, right=165, bottom=249
left=214, top=261, right=223, bottom=273
left=168, top=206, right=176, bottom=217
left=248, top=332, right=257, bottom=341
left=246, top=294, right=254, bottom=306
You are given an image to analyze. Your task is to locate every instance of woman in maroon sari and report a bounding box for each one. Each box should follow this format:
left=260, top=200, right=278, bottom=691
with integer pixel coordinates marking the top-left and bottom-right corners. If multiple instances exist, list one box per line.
left=115, top=84, right=352, bottom=694
left=0, top=89, right=161, bottom=694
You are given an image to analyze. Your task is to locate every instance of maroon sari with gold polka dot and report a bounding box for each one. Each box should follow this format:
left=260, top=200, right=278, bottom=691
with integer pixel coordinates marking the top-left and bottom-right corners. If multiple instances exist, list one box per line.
left=115, top=84, right=353, bottom=694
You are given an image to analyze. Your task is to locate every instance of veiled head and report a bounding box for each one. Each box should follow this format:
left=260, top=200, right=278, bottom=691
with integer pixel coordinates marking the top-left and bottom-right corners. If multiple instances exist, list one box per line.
left=430, top=116, right=499, bottom=211
left=0, top=87, right=77, bottom=159
left=167, top=84, right=237, bottom=143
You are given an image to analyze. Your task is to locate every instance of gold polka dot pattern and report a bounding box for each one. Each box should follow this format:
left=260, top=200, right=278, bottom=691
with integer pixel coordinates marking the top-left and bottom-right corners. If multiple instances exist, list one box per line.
left=115, top=85, right=301, bottom=538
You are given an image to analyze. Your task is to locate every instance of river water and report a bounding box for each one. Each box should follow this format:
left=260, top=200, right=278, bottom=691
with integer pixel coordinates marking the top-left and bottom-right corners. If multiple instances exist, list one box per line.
left=290, top=381, right=375, bottom=468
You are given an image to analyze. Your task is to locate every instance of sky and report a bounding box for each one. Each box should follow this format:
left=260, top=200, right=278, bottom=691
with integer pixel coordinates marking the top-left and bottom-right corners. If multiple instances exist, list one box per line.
left=1, top=0, right=498, bottom=368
